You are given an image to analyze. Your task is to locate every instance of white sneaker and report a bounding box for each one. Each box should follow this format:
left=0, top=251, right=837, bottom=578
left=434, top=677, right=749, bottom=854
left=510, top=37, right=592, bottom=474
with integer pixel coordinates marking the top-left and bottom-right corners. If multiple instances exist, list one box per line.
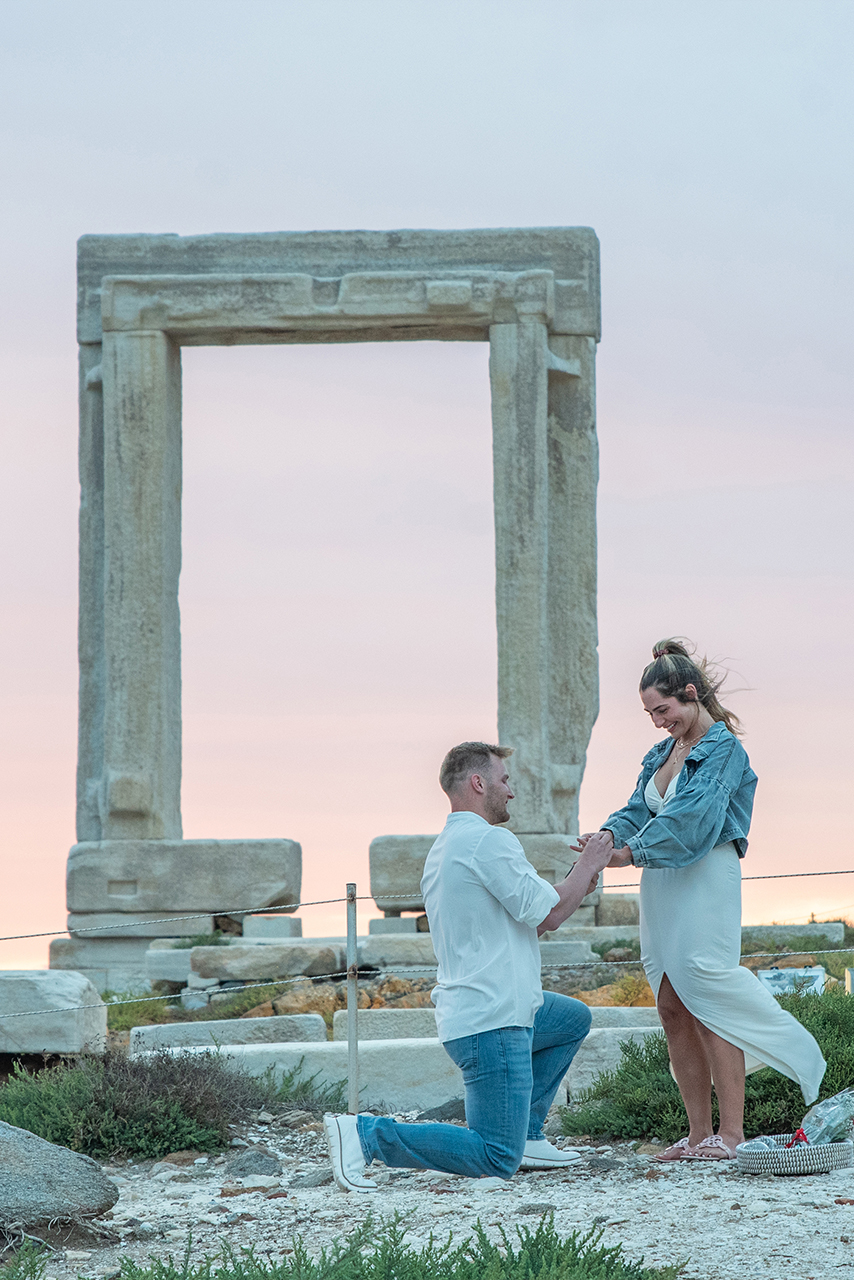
left=323, top=1113, right=379, bottom=1193
left=519, top=1138, right=584, bottom=1169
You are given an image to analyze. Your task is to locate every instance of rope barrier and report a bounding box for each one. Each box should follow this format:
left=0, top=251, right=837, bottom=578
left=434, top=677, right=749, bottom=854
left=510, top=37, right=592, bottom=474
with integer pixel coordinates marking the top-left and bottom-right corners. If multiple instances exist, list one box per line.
left=1, top=867, right=853, bottom=945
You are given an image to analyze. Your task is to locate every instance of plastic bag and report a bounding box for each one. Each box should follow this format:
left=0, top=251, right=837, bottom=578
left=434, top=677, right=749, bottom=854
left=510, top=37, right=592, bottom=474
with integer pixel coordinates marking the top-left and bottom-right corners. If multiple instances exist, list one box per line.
left=737, top=1136, right=777, bottom=1151
left=800, top=1088, right=854, bottom=1145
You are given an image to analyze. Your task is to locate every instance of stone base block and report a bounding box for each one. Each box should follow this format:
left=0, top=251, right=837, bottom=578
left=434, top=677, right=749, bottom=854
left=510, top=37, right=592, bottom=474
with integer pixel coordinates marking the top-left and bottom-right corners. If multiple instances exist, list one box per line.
left=539, top=940, right=596, bottom=965
left=741, top=922, right=845, bottom=944
left=162, top=1038, right=463, bottom=1114
left=563, top=1027, right=661, bottom=1095
left=130, top=1014, right=327, bottom=1055
left=595, top=895, right=640, bottom=928
left=50, top=936, right=152, bottom=993
left=144, top=947, right=194, bottom=985
left=332, top=1005, right=659, bottom=1041
left=369, top=836, right=437, bottom=912
left=67, top=912, right=215, bottom=939
left=0, top=971, right=106, bottom=1054
left=359, top=935, right=436, bottom=968
left=540, top=924, right=640, bottom=944
left=66, top=838, right=302, bottom=914
left=191, top=942, right=344, bottom=981
left=368, top=917, right=419, bottom=935
left=242, top=916, right=303, bottom=939
left=332, top=1008, right=438, bottom=1040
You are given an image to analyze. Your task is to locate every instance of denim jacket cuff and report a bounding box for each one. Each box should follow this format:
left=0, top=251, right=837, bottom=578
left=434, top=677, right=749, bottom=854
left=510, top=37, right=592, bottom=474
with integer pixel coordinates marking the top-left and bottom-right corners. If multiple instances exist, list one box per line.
left=626, top=838, right=647, bottom=868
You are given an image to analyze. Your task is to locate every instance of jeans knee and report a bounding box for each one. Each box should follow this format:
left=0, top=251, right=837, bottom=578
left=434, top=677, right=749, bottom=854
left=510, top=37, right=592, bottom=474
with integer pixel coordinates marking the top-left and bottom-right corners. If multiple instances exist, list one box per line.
left=485, top=1145, right=523, bottom=1179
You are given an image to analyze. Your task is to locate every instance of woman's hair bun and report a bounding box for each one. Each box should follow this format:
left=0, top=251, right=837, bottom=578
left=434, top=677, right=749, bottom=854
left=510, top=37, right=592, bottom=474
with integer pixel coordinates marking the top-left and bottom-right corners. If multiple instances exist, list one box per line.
left=651, top=638, right=692, bottom=661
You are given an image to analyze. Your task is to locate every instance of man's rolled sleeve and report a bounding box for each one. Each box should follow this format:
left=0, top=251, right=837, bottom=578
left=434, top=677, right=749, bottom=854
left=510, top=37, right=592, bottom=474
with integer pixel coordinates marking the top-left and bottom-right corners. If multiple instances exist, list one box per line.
left=472, top=830, right=559, bottom=926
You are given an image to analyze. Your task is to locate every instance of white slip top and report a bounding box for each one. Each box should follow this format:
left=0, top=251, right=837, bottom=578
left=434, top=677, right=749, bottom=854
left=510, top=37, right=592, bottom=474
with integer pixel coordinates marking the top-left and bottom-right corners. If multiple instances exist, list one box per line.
left=645, top=767, right=680, bottom=815
left=420, top=811, right=560, bottom=1043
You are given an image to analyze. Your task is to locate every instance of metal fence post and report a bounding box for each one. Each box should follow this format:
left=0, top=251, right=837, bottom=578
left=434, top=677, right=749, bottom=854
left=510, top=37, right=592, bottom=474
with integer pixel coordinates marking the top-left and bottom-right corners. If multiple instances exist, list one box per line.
left=346, top=883, right=359, bottom=1114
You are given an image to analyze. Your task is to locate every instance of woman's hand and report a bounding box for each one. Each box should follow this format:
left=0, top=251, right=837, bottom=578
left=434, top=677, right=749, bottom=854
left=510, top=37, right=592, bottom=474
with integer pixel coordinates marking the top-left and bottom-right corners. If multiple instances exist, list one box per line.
left=607, top=846, right=634, bottom=868
left=571, top=831, right=613, bottom=854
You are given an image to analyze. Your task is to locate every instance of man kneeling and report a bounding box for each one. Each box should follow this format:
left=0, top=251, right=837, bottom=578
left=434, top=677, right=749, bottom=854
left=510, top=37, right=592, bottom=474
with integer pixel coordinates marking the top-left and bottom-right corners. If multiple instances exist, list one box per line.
left=324, top=741, right=611, bottom=1192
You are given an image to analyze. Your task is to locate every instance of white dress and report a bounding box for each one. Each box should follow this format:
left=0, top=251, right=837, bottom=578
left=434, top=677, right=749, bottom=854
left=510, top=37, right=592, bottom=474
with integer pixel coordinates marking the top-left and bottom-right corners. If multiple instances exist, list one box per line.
left=640, top=769, right=826, bottom=1103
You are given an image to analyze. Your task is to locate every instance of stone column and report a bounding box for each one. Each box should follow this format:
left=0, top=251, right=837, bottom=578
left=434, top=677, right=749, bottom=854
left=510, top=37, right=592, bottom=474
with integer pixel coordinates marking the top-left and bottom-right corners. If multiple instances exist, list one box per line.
left=489, top=320, right=552, bottom=833
left=546, top=334, right=599, bottom=834
left=100, top=330, right=183, bottom=840
left=77, top=342, right=106, bottom=841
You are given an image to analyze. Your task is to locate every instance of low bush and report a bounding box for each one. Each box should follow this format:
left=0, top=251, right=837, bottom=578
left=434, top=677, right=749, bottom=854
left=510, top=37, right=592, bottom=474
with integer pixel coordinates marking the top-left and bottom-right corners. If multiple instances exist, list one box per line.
left=1, top=1217, right=681, bottom=1280
left=562, top=986, right=854, bottom=1144
left=0, top=1049, right=272, bottom=1158
left=172, top=931, right=234, bottom=950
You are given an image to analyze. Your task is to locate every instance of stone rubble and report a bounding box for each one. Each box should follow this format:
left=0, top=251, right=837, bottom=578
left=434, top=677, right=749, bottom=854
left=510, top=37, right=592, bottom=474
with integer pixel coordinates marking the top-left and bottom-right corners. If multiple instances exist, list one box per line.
left=29, top=1114, right=854, bottom=1280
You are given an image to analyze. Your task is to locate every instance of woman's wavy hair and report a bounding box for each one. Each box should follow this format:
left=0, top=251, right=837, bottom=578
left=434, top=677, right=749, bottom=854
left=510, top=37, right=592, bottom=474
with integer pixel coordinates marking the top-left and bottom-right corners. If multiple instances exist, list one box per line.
left=640, top=638, right=743, bottom=737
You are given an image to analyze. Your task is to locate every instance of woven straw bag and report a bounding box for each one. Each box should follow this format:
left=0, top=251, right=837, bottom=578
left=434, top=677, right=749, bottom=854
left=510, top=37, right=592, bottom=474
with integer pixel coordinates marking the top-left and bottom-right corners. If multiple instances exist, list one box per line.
left=736, top=1132, right=854, bottom=1176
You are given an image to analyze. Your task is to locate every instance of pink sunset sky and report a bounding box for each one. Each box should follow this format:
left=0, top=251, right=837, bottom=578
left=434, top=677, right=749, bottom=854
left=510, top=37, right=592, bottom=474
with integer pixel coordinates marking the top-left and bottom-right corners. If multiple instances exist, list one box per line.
left=1, top=1, right=852, bottom=967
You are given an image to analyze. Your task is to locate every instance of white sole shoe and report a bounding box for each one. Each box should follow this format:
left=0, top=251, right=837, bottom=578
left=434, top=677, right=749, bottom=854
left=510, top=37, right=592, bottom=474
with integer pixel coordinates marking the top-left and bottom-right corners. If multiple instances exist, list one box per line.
left=323, top=1113, right=379, bottom=1193
left=519, top=1138, right=584, bottom=1170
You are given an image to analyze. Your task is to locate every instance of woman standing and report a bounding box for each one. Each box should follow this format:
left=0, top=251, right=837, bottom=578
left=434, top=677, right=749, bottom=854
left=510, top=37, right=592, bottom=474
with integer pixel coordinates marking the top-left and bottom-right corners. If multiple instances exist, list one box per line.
left=577, top=640, right=825, bottom=1161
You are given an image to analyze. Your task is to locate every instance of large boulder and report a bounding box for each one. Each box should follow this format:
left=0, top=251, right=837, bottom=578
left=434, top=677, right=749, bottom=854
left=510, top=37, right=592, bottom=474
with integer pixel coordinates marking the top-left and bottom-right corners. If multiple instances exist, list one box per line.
left=0, top=1122, right=118, bottom=1228
left=0, top=971, right=106, bottom=1054
left=191, top=943, right=342, bottom=981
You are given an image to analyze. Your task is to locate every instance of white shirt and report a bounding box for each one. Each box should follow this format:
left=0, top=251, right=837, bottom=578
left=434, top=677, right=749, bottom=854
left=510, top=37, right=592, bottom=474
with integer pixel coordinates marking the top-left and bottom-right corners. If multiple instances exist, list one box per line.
left=420, top=811, right=560, bottom=1043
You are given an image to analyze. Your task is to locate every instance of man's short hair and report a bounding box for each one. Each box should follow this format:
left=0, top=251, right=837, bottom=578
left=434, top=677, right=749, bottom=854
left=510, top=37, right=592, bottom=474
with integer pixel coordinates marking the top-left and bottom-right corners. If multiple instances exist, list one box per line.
left=439, top=741, right=514, bottom=796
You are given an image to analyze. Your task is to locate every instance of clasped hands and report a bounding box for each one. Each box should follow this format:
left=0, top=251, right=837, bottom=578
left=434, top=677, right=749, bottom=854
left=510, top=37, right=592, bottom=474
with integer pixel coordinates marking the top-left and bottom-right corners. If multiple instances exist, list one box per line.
left=572, top=830, right=634, bottom=869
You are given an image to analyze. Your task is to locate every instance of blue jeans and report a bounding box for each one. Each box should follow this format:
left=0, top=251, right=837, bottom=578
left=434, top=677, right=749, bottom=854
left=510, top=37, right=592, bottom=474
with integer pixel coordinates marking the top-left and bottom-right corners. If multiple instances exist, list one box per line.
left=356, top=991, right=591, bottom=1179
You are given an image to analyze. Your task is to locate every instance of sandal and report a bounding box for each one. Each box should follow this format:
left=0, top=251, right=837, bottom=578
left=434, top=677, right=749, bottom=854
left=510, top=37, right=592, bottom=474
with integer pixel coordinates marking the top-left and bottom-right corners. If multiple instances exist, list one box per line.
left=687, top=1135, right=736, bottom=1161
left=653, top=1137, right=697, bottom=1162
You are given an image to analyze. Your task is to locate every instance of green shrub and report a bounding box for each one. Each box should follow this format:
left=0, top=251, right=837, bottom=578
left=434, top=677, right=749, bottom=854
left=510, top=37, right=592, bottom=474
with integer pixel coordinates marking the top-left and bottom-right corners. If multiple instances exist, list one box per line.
left=562, top=986, right=854, bottom=1144
left=275, top=1061, right=345, bottom=1113
left=172, top=931, right=234, bottom=950
left=590, top=938, right=642, bottom=962
left=3, top=1216, right=680, bottom=1280
left=0, top=1049, right=271, bottom=1159
left=105, top=991, right=182, bottom=1032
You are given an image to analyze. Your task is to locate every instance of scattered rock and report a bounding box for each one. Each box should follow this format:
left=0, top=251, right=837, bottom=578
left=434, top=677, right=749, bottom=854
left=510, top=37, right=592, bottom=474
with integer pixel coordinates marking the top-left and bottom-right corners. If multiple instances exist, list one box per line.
left=227, top=1148, right=283, bottom=1178
left=257, top=1111, right=275, bottom=1124
left=417, top=1099, right=466, bottom=1122
left=160, top=1150, right=203, bottom=1166
left=0, top=1120, right=119, bottom=1228
left=279, top=1110, right=316, bottom=1128
left=289, top=1169, right=333, bottom=1188
left=241, top=1002, right=275, bottom=1018
left=585, top=1156, right=624, bottom=1172
left=602, top=948, right=635, bottom=963
left=518, top=1202, right=556, bottom=1215
left=134, top=1223, right=159, bottom=1240
left=635, top=1143, right=664, bottom=1156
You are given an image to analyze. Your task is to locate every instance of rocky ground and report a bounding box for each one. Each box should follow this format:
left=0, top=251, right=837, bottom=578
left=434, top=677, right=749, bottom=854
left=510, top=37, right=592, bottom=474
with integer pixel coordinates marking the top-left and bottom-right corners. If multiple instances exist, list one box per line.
left=17, top=1112, right=854, bottom=1280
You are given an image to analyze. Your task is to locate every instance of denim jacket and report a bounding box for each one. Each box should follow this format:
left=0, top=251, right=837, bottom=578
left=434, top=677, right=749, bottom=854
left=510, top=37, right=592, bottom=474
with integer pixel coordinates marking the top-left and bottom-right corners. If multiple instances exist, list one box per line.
left=602, top=722, right=758, bottom=869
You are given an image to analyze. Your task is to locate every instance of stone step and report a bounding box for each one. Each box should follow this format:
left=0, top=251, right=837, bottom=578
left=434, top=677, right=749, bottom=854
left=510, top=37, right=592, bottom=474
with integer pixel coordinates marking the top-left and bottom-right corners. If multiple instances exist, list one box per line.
left=130, top=1013, right=326, bottom=1053
left=146, top=1024, right=661, bottom=1112
left=331, top=1004, right=661, bottom=1040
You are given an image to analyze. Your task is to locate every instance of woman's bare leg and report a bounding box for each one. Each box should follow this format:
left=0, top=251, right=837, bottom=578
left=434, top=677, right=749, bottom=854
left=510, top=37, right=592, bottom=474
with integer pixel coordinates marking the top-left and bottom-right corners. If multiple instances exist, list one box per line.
left=656, top=974, right=714, bottom=1147
left=694, top=1022, right=745, bottom=1152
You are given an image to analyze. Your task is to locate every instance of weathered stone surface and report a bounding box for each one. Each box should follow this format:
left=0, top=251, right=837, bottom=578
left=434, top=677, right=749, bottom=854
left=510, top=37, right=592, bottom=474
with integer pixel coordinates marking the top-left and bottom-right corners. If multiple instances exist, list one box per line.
left=563, top=1027, right=660, bottom=1095
left=145, top=947, right=194, bottom=984
left=48, top=936, right=152, bottom=995
left=541, top=924, right=640, bottom=944
left=169, top=1039, right=464, bottom=1113
left=0, top=1121, right=119, bottom=1227
left=191, top=943, right=342, bottom=981
left=78, top=229, right=601, bottom=344
left=226, top=1148, right=282, bottom=1177
left=68, top=912, right=216, bottom=938
left=595, top=894, right=640, bottom=927
left=67, top=839, right=301, bottom=914
left=242, top=915, right=303, bottom=939
left=741, top=922, right=845, bottom=944
left=539, top=940, right=596, bottom=965
left=358, top=935, right=436, bottom=968
left=368, top=916, right=419, bottom=934
left=332, top=1008, right=438, bottom=1040
left=130, top=1014, right=327, bottom=1054
left=0, top=971, right=106, bottom=1054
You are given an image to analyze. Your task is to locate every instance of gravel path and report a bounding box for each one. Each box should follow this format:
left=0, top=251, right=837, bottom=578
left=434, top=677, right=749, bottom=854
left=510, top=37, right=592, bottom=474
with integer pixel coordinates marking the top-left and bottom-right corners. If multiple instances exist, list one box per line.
left=37, top=1117, right=854, bottom=1280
